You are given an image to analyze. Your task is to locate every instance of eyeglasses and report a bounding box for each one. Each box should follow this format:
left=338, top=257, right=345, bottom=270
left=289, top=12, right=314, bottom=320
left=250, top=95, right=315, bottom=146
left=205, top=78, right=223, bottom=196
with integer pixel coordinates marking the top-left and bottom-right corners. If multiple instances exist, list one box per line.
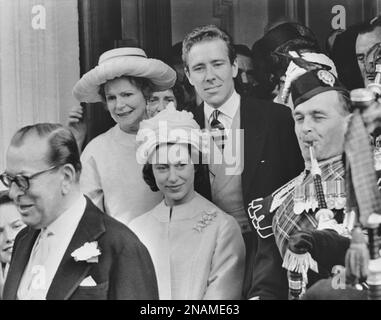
left=0, top=165, right=59, bottom=192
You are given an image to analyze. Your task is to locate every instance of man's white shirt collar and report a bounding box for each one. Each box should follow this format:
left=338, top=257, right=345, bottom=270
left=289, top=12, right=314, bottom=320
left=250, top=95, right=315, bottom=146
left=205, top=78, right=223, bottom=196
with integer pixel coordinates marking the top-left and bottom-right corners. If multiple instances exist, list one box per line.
left=46, top=194, right=86, bottom=238
left=204, top=90, right=240, bottom=129
left=17, top=194, right=87, bottom=300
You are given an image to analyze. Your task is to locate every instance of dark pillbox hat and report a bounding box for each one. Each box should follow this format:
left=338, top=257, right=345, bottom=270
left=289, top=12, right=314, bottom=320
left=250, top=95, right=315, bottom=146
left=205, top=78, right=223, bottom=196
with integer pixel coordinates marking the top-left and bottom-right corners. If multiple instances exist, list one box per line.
left=257, top=23, right=302, bottom=54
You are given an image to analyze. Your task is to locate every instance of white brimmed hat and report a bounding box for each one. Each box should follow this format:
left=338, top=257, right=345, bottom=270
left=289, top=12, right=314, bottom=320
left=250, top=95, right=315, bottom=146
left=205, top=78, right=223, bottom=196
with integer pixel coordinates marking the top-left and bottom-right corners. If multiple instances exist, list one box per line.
left=73, top=47, right=177, bottom=103
left=136, top=103, right=209, bottom=164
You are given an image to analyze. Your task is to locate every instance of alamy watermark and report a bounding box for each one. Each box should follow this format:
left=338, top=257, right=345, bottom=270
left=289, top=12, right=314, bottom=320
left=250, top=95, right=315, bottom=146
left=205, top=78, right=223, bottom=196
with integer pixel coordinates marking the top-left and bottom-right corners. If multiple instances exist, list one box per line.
left=31, top=5, right=46, bottom=30
left=135, top=121, right=245, bottom=175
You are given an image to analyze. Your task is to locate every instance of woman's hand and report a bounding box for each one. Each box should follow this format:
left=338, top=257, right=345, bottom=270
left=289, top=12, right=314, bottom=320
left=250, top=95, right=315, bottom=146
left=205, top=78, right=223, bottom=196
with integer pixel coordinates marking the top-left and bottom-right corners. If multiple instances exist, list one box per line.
left=67, top=105, right=87, bottom=150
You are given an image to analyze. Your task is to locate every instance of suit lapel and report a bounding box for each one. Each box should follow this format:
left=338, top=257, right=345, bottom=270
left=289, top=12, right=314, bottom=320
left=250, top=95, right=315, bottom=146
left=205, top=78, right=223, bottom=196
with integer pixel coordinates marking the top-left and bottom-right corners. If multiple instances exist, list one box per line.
left=46, top=198, right=105, bottom=300
left=192, top=103, right=206, bottom=129
left=241, top=96, right=268, bottom=196
left=194, top=102, right=218, bottom=182
left=3, top=228, right=39, bottom=300
left=192, top=103, right=213, bottom=200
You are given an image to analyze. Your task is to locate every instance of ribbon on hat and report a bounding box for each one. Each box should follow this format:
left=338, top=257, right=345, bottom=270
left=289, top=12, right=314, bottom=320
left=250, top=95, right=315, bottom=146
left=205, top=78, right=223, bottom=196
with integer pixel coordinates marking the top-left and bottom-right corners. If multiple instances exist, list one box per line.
left=281, top=52, right=340, bottom=105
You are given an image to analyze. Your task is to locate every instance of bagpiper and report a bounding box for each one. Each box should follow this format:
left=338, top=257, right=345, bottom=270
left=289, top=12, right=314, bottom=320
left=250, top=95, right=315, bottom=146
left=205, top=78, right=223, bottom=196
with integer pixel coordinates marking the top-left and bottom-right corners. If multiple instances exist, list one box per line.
left=246, top=52, right=360, bottom=300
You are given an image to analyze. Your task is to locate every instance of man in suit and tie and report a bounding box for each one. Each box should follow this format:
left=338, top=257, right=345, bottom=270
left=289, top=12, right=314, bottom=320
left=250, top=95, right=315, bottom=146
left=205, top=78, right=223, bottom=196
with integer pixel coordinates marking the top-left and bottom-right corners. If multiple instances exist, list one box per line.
left=182, top=25, right=304, bottom=297
left=0, top=123, right=158, bottom=300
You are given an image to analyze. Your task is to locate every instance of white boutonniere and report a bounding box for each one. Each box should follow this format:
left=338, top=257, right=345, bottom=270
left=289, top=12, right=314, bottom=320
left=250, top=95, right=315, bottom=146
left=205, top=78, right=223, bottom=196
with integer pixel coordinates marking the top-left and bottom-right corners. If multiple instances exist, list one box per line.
left=71, top=241, right=101, bottom=263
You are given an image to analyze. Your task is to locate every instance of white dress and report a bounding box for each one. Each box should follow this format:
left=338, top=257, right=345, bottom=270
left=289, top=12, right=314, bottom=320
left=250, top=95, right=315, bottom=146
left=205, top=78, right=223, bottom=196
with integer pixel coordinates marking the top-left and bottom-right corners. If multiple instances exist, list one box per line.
left=129, top=192, right=246, bottom=300
left=80, top=124, right=163, bottom=225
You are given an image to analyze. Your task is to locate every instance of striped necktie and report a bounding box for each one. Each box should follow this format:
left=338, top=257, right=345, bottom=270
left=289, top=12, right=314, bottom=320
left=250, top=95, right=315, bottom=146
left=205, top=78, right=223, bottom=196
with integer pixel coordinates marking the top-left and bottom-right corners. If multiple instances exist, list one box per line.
left=210, top=109, right=227, bottom=151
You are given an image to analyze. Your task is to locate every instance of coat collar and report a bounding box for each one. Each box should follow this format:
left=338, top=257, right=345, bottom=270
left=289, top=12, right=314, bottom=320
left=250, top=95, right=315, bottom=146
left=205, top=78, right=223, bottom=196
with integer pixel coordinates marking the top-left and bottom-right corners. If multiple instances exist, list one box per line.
left=193, top=103, right=206, bottom=129
left=46, top=197, right=105, bottom=300
left=4, top=197, right=105, bottom=300
left=152, top=192, right=203, bottom=222
left=2, top=227, right=39, bottom=300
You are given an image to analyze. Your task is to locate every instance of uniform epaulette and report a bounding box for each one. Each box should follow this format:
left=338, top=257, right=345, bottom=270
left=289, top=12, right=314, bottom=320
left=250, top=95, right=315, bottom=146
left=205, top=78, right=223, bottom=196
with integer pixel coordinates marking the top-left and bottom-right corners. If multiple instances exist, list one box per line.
left=247, top=196, right=274, bottom=238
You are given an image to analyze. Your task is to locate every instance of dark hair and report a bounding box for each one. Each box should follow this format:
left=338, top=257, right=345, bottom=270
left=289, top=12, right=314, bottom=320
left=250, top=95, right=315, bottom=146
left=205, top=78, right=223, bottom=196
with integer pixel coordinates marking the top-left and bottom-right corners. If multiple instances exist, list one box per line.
left=331, top=24, right=364, bottom=90
left=98, top=75, right=154, bottom=101
left=325, top=29, right=345, bottom=55
left=271, top=38, right=321, bottom=78
left=10, top=123, right=82, bottom=181
left=148, top=81, right=186, bottom=111
left=170, top=42, right=184, bottom=65
left=0, top=191, right=12, bottom=205
left=171, top=81, right=186, bottom=109
left=291, top=22, right=318, bottom=42
left=234, top=44, right=252, bottom=58
left=337, top=91, right=351, bottom=115
left=357, top=16, right=381, bottom=36
left=182, top=25, right=236, bottom=70
left=142, top=143, right=203, bottom=192
left=264, top=17, right=294, bottom=33
left=251, top=22, right=321, bottom=93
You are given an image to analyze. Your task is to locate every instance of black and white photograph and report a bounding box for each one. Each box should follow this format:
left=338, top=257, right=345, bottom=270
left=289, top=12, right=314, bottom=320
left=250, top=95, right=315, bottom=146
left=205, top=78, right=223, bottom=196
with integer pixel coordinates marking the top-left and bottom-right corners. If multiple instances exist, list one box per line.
left=1, top=0, right=381, bottom=306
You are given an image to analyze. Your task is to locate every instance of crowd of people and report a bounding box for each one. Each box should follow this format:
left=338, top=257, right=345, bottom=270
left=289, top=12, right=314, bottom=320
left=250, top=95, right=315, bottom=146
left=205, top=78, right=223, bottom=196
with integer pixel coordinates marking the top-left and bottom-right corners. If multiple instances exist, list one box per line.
left=1, top=16, right=381, bottom=300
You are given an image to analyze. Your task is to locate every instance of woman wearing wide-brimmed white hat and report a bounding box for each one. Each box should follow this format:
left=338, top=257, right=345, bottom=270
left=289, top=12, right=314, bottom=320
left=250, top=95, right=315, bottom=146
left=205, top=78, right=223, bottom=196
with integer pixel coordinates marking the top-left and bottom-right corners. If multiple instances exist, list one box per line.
left=72, top=47, right=176, bottom=225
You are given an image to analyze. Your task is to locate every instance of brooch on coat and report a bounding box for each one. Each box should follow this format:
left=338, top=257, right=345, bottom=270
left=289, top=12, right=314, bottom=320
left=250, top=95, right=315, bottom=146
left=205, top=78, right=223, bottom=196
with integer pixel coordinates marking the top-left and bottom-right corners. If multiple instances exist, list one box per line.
left=193, top=209, right=218, bottom=233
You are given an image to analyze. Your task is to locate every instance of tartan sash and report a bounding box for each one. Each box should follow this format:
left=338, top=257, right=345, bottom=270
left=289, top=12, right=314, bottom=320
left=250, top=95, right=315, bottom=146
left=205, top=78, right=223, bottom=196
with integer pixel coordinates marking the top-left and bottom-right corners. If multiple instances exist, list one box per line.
left=273, top=157, right=345, bottom=258
left=344, top=111, right=381, bottom=226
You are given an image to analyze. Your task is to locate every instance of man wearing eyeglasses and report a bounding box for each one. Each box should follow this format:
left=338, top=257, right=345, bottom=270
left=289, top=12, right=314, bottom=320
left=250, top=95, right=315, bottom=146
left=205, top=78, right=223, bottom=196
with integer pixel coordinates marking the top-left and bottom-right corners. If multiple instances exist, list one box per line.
left=1, top=123, right=158, bottom=300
